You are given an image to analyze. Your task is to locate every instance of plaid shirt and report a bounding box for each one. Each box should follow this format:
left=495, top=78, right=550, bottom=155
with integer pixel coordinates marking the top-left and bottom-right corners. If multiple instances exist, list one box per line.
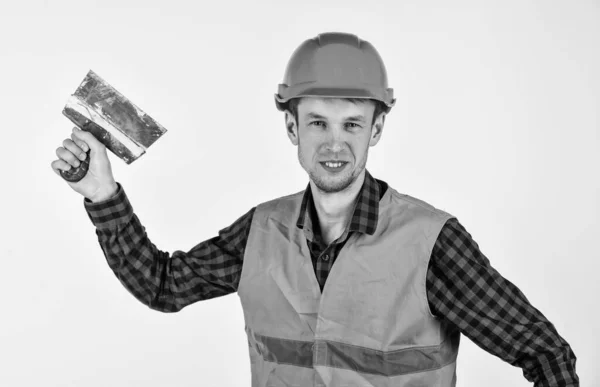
left=85, top=170, right=578, bottom=386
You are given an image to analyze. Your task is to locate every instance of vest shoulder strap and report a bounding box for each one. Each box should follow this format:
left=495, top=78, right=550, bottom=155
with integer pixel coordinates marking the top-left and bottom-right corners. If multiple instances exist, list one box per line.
left=254, top=189, right=304, bottom=225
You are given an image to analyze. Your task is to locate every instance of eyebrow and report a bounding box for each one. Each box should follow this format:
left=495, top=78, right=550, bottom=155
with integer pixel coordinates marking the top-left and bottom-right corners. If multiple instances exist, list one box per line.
left=304, top=113, right=366, bottom=122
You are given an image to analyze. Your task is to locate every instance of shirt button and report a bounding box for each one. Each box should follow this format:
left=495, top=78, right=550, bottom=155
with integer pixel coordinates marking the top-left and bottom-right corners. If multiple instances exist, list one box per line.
left=322, top=254, right=330, bottom=261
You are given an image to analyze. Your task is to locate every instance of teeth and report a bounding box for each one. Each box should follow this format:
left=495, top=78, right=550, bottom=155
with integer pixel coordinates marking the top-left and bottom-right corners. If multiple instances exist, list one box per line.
left=325, top=162, right=344, bottom=168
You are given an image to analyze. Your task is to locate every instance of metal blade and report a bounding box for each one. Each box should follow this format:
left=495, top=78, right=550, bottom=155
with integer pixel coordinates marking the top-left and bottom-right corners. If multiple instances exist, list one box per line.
left=63, top=70, right=167, bottom=164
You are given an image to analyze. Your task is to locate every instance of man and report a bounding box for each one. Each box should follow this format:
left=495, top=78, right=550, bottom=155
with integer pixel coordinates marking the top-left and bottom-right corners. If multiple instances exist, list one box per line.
left=51, top=32, right=578, bottom=386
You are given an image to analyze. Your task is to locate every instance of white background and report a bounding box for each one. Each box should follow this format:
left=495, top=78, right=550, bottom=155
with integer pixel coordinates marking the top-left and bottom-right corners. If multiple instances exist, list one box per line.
left=1, top=0, right=598, bottom=386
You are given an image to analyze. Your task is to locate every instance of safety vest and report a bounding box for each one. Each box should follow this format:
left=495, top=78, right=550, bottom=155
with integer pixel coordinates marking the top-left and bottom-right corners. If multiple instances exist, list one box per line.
left=237, top=185, right=460, bottom=386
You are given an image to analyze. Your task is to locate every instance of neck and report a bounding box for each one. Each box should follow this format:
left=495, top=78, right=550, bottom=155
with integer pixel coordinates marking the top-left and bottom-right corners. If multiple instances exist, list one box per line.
left=310, top=169, right=366, bottom=233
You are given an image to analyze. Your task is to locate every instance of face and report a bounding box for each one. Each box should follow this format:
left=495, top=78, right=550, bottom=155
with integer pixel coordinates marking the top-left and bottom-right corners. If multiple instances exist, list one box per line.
left=286, top=98, right=384, bottom=193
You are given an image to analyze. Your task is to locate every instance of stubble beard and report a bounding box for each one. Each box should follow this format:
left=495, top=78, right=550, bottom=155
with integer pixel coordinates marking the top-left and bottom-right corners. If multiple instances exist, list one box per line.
left=298, top=142, right=369, bottom=194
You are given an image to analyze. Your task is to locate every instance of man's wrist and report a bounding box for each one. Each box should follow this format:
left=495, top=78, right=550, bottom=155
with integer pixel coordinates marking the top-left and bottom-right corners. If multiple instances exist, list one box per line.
left=89, top=182, right=119, bottom=203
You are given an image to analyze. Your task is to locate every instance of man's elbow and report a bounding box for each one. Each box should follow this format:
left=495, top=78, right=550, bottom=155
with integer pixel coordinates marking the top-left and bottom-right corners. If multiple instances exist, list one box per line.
left=148, top=294, right=184, bottom=313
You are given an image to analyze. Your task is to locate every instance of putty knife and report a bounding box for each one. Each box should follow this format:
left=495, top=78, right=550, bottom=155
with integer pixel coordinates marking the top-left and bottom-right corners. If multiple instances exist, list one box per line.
left=60, top=70, right=168, bottom=182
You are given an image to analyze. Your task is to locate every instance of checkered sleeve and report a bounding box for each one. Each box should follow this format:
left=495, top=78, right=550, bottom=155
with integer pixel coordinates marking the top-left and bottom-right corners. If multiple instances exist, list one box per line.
left=83, top=182, right=254, bottom=313
left=427, top=218, right=579, bottom=386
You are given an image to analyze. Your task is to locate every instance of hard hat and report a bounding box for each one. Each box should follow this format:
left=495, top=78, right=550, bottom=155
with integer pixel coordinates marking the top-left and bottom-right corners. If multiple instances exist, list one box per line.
left=275, top=32, right=395, bottom=113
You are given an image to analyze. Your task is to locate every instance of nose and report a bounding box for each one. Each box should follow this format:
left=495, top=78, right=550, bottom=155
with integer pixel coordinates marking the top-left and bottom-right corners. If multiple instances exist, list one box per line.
left=326, top=141, right=343, bottom=153
left=325, top=126, right=345, bottom=153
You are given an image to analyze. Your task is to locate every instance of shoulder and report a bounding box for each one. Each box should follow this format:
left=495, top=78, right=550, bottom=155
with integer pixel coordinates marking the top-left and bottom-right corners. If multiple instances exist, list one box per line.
left=252, top=189, right=305, bottom=226
left=256, top=190, right=304, bottom=211
left=385, top=186, right=456, bottom=223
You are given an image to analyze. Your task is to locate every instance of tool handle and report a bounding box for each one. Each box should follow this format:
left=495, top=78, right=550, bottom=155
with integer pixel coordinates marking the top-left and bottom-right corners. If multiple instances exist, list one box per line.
left=60, top=149, right=91, bottom=183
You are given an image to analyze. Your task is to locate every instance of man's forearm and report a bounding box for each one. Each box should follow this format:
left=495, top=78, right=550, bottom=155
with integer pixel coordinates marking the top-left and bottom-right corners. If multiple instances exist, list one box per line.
left=84, top=182, right=248, bottom=312
left=427, top=218, right=579, bottom=386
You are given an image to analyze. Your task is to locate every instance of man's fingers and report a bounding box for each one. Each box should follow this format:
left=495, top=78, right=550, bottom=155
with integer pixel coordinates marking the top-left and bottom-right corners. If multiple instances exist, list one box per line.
left=63, top=138, right=87, bottom=161
left=56, top=146, right=81, bottom=168
left=51, top=159, right=72, bottom=176
left=70, top=132, right=89, bottom=153
left=71, top=127, right=104, bottom=152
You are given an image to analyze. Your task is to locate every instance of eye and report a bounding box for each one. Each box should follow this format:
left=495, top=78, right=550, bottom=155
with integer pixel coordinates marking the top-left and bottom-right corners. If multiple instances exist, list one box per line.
left=345, top=122, right=361, bottom=129
left=309, top=121, right=326, bottom=127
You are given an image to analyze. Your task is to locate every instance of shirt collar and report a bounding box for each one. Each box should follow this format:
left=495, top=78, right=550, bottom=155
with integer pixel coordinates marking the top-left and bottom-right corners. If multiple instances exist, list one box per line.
left=296, top=169, right=385, bottom=240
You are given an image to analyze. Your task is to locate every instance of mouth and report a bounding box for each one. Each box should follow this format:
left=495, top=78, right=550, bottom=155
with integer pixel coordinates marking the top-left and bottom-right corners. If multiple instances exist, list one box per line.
left=319, top=161, right=349, bottom=173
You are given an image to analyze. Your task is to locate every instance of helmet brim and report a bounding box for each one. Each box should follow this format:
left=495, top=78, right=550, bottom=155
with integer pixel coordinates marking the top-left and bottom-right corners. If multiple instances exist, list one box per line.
left=274, top=85, right=395, bottom=113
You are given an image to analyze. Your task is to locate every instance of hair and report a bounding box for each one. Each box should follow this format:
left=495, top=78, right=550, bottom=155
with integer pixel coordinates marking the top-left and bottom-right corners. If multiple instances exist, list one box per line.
left=284, top=97, right=387, bottom=128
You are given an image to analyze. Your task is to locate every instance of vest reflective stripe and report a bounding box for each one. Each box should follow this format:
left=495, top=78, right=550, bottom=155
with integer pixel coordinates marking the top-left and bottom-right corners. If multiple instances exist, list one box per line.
left=248, top=327, right=459, bottom=376
left=248, top=327, right=314, bottom=368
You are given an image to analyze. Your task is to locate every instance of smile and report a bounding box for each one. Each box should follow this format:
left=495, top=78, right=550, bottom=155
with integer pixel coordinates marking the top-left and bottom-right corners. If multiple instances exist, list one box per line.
left=323, top=161, right=345, bottom=168
left=320, top=161, right=349, bottom=172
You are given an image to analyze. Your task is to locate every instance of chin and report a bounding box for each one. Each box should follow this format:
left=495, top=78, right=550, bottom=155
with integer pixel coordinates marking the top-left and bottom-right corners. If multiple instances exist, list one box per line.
left=312, top=171, right=355, bottom=193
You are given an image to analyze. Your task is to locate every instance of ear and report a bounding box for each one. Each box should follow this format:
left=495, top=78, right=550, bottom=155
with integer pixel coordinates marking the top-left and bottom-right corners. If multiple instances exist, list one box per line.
left=285, top=111, right=299, bottom=146
left=369, top=112, right=385, bottom=147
